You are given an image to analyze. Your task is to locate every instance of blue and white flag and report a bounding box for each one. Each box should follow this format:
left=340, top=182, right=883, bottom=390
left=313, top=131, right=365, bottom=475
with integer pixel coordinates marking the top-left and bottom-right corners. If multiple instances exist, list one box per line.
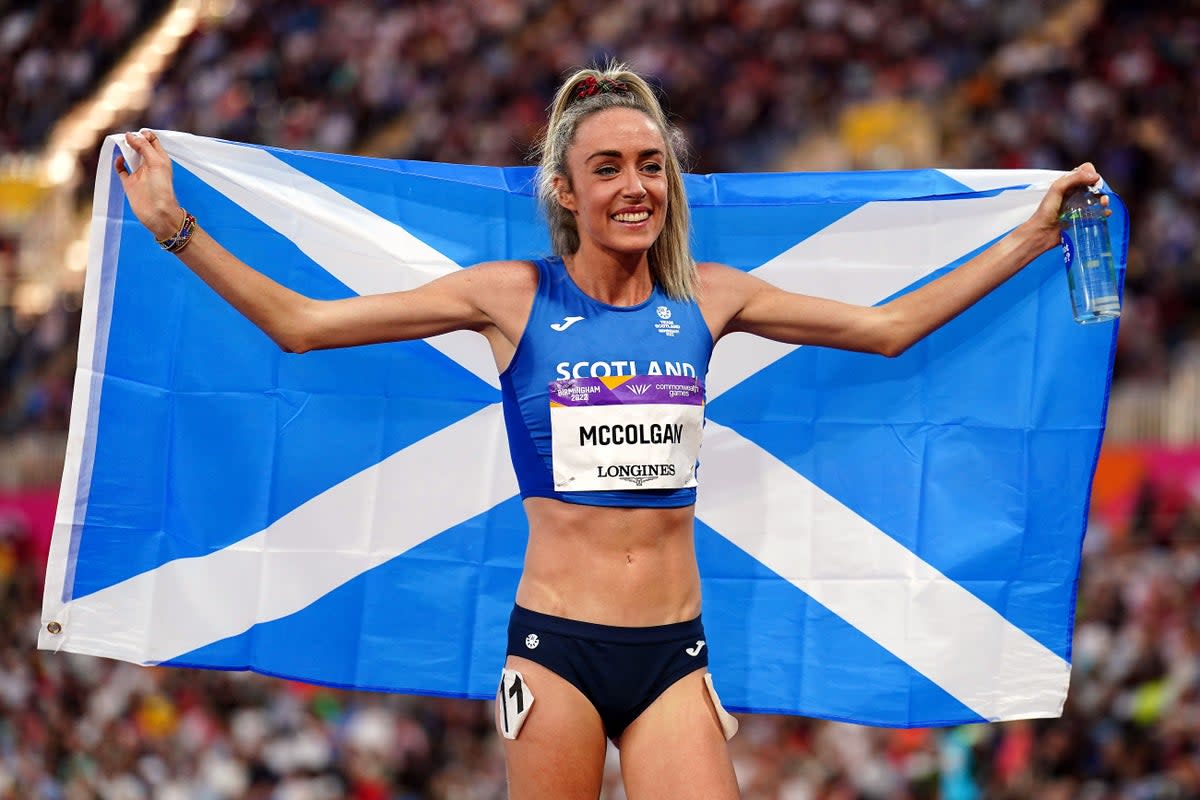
left=40, top=131, right=1123, bottom=727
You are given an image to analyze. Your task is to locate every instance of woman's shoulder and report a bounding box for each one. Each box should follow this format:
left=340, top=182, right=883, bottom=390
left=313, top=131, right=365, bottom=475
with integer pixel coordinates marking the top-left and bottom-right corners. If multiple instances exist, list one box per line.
left=463, top=259, right=542, bottom=290
left=695, top=260, right=758, bottom=292
left=695, top=261, right=734, bottom=276
left=448, top=260, right=542, bottom=328
left=694, top=261, right=764, bottom=330
left=468, top=258, right=543, bottom=273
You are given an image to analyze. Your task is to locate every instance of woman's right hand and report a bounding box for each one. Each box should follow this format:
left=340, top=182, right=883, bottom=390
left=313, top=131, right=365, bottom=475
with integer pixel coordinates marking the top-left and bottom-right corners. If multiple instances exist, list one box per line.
left=115, top=129, right=185, bottom=241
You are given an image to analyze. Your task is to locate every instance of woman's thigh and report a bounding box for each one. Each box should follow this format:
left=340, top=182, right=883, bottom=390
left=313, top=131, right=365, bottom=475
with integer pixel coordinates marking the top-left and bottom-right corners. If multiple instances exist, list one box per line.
left=617, top=668, right=740, bottom=800
left=498, top=655, right=608, bottom=800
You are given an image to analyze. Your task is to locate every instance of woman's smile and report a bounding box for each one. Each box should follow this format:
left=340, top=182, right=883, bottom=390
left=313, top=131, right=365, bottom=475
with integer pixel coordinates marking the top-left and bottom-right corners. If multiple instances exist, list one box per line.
left=612, top=206, right=652, bottom=225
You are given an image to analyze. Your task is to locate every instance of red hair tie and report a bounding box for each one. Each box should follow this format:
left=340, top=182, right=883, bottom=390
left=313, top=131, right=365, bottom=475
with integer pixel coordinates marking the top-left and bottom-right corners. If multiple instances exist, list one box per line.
left=571, top=75, right=630, bottom=103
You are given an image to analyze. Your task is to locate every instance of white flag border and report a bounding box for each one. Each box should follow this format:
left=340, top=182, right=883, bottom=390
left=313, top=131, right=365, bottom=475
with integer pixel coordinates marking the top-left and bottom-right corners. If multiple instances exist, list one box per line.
left=41, top=137, right=123, bottom=633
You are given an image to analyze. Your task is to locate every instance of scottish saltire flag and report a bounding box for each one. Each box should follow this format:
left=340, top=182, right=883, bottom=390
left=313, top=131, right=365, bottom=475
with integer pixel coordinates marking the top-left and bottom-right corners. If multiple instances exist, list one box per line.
left=39, top=131, right=1124, bottom=727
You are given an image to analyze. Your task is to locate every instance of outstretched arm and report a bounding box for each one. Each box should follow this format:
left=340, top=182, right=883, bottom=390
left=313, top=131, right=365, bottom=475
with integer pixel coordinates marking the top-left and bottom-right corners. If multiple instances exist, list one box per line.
left=115, top=130, right=530, bottom=356
left=703, top=164, right=1107, bottom=356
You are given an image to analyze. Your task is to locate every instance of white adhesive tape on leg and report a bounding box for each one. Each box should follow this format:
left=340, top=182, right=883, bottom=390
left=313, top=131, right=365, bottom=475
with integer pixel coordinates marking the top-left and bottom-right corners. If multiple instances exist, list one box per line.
left=704, top=673, right=739, bottom=741
left=497, top=668, right=535, bottom=740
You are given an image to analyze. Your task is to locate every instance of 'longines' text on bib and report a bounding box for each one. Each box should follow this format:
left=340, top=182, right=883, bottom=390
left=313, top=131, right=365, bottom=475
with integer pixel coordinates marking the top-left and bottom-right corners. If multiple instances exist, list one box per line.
left=549, top=375, right=704, bottom=491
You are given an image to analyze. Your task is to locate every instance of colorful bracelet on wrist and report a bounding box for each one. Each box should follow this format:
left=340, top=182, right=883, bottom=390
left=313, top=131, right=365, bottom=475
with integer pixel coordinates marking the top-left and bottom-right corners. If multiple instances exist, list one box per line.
left=156, top=210, right=198, bottom=254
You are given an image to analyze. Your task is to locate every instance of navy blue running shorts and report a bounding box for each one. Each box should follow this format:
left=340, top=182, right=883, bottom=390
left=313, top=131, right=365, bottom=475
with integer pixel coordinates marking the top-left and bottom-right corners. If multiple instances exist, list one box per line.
left=505, top=604, right=710, bottom=739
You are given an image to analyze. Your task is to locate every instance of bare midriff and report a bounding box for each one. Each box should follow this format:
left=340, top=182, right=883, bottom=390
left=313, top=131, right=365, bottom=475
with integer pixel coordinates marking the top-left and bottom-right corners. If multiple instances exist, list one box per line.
left=516, top=497, right=701, bottom=627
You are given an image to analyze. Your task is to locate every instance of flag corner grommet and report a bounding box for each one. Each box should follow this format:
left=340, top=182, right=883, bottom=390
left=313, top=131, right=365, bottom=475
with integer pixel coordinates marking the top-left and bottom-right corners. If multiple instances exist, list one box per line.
left=46, top=621, right=62, bottom=635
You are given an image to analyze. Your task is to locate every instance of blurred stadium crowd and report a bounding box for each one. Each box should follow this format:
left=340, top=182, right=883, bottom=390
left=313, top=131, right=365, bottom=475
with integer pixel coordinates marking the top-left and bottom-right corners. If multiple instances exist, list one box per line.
left=2, top=0, right=1199, bottom=798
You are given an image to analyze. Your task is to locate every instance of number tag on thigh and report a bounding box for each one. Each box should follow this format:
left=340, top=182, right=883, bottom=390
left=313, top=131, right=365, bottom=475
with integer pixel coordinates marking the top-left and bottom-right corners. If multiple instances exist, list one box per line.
left=497, top=668, right=535, bottom=740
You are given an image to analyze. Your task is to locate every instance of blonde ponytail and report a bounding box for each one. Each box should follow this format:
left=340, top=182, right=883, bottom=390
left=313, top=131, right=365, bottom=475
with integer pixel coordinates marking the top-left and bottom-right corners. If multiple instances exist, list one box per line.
left=534, top=64, right=696, bottom=300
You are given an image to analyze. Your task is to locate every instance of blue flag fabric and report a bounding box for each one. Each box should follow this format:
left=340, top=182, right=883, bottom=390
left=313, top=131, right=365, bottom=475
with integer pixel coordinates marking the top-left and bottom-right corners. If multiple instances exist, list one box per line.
left=39, top=132, right=1123, bottom=727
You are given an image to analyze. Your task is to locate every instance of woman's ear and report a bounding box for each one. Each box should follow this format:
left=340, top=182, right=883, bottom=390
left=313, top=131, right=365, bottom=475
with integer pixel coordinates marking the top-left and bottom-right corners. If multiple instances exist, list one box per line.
left=553, top=174, right=577, bottom=214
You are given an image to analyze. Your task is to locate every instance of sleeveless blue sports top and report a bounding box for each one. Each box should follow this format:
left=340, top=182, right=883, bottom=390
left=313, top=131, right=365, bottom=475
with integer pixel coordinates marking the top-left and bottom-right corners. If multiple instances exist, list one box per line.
left=499, top=256, right=714, bottom=508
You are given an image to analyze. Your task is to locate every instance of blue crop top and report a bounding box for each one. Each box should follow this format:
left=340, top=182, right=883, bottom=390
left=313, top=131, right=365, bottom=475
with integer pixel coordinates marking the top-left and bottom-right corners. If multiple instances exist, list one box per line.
left=499, top=257, right=715, bottom=508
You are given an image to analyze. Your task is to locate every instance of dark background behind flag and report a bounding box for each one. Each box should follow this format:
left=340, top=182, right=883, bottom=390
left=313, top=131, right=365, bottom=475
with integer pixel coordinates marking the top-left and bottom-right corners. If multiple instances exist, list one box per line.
left=1, top=1, right=1198, bottom=797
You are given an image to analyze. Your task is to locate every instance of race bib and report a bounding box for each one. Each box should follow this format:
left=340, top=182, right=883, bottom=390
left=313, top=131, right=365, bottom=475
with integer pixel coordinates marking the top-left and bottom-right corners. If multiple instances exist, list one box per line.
left=549, top=375, right=704, bottom=491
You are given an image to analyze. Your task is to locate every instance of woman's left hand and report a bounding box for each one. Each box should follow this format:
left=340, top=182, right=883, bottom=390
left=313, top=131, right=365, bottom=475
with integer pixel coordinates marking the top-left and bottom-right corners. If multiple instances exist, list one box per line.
left=1024, top=162, right=1108, bottom=251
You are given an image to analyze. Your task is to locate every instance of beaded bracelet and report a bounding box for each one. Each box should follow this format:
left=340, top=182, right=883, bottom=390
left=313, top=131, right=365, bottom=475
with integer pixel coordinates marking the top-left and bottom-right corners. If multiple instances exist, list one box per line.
left=156, top=210, right=198, bottom=254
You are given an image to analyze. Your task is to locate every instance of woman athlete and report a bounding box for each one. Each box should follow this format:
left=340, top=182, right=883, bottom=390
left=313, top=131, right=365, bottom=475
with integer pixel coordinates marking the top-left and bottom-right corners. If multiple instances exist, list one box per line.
left=116, top=65, right=1106, bottom=800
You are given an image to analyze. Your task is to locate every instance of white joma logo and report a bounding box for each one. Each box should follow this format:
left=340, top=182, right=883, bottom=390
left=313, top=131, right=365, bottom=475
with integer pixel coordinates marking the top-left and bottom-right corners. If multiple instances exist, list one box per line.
left=550, top=316, right=585, bottom=332
left=686, top=640, right=706, bottom=656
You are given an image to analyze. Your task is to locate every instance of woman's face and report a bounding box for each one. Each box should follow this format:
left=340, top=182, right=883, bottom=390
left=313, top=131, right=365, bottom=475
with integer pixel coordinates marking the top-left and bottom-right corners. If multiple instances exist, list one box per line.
left=556, top=107, right=669, bottom=259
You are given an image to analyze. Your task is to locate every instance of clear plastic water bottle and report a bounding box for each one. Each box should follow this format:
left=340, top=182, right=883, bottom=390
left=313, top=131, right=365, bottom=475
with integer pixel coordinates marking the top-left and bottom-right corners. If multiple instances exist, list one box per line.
left=1059, top=186, right=1121, bottom=324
